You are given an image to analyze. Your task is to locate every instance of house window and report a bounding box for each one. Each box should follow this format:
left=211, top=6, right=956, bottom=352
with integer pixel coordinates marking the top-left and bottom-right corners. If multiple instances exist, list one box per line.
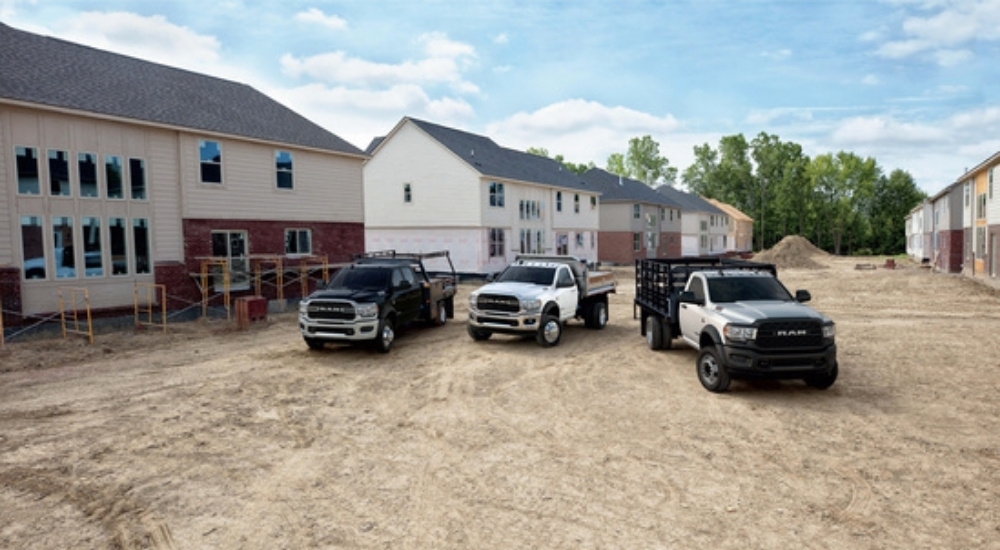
left=133, top=219, right=151, bottom=274
left=591, top=196, right=597, bottom=209
left=52, top=216, right=75, bottom=278
left=633, top=233, right=642, bottom=252
left=79, top=153, right=99, bottom=197
left=200, top=140, right=222, bottom=184
left=211, top=230, right=249, bottom=290
left=489, top=182, right=505, bottom=207
left=16, top=146, right=40, bottom=195
left=977, top=193, right=987, bottom=219
left=576, top=233, right=584, bottom=247
left=977, top=227, right=987, bottom=258
left=285, top=228, right=312, bottom=255
left=21, top=216, right=46, bottom=279
left=489, top=228, right=505, bottom=258
left=556, top=191, right=562, bottom=212
left=276, top=150, right=293, bottom=189
left=700, top=220, right=708, bottom=231
left=82, top=217, right=104, bottom=277
left=557, top=233, right=568, bottom=255
left=700, top=235, right=708, bottom=249
left=574, top=194, right=580, bottom=213
left=590, top=232, right=595, bottom=248
left=130, top=158, right=147, bottom=200
left=109, top=217, right=129, bottom=275
left=647, top=231, right=657, bottom=250
left=633, top=204, right=641, bottom=219
left=105, top=155, right=124, bottom=199
left=48, top=150, right=71, bottom=196
left=403, top=183, right=412, bottom=203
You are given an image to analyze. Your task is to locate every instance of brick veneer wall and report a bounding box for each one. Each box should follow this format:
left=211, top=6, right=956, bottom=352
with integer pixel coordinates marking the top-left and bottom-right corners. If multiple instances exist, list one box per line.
left=598, top=231, right=683, bottom=265
left=0, top=266, right=23, bottom=324
left=181, top=219, right=364, bottom=301
left=936, top=230, right=964, bottom=273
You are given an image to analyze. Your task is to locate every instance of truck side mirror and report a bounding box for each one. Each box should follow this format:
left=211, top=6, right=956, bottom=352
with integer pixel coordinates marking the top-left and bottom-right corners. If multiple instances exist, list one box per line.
left=679, top=290, right=703, bottom=305
left=397, top=280, right=412, bottom=290
left=795, top=289, right=811, bottom=303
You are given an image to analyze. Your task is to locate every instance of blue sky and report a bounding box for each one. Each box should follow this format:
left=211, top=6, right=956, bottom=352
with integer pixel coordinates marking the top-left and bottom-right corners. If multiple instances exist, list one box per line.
left=3, top=0, right=999, bottom=194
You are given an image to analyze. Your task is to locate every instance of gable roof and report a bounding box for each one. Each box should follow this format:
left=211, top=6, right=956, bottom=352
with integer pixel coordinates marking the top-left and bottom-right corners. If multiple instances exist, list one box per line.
left=654, top=185, right=725, bottom=215
left=0, top=23, right=364, bottom=157
left=401, top=118, right=596, bottom=194
left=580, top=167, right=682, bottom=207
left=704, top=198, right=753, bottom=222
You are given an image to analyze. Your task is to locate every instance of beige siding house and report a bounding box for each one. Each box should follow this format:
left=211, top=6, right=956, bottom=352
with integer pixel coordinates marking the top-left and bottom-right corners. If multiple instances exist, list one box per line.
left=705, top=198, right=753, bottom=254
left=0, top=23, right=365, bottom=320
left=364, top=118, right=601, bottom=273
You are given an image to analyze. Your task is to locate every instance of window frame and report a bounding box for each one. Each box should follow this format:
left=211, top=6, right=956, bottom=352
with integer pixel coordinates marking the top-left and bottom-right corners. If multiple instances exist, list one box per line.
left=48, top=149, right=72, bottom=197
left=556, top=191, right=563, bottom=212
left=489, top=228, right=505, bottom=258
left=105, top=155, right=124, bottom=199
left=403, top=183, right=412, bottom=203
left=78, top=152, right=99, bottom=198
left=489, top=182, right=505, bottom=207
left=199, top=140, right=223, bottom=185
left=129, top=158, right=147, bottom=200
left=275, top=150, right=293, bottom=190
left=15, top=146, right=40, bottom=195
left=285, top=228, right=313, bottom=256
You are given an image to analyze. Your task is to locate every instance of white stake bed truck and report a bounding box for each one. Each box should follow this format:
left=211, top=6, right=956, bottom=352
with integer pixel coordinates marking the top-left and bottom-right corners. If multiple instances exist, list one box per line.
left=635, top=257, right=838, bottom=392
left=467, top=255, right=617, bottom=347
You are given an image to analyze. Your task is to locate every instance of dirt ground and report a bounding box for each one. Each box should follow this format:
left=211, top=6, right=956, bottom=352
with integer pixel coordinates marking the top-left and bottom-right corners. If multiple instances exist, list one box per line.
left=2, top=247, right=999, bottom=549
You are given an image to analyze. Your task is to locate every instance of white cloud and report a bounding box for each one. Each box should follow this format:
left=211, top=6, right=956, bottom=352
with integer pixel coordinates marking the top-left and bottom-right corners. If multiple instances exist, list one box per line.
left=494, top=33, right=508, bottom=45
left=876, top=0, right=1000, bottom=64
left=761, top=48, right=792, bottom=60
left=831, top=115, right=948, bottom=145
left=862, top=74, right=882, bottom=85
left=280, top=31, right=478, bottom=94
left=294, top=8, right=347, bottom=31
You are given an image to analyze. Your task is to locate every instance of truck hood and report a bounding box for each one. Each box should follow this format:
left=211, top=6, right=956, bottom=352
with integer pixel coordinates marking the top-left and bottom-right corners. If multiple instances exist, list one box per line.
left=306, top=288, right=386, bottom=303
left=715, top=301, right=831, bottom=324
left=473, top=282, right=549, bottom=300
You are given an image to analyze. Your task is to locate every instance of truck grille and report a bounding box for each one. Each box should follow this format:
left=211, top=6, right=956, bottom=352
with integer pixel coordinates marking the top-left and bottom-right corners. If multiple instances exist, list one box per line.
left=756, top=320, right=823, bottom=349
left=306, top=300, right=356, bottom=321
left=476, top=294, right=520, bottom=313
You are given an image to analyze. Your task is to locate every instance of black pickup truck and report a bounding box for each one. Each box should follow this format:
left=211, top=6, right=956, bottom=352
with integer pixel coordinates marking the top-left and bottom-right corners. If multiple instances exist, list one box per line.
left=635, top=257, right=838, bottom=392
left=298, top=250, right=456, bottom=353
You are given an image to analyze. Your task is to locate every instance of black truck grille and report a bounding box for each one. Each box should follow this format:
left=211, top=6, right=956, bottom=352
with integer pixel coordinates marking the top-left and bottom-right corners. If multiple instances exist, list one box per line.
left=476, top=294, right=520, bottom=313
left=307, top=300, right=356, bottom=321
left=756, top=320, right=823, bottom=349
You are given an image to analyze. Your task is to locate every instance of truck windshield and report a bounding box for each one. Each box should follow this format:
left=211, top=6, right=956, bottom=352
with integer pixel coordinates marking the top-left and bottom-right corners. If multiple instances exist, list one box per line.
left=496, top=266, right=556, bottom=285
left=328, top=267, right=390, bottom=290
left=707, top=276, right=793, bottom=302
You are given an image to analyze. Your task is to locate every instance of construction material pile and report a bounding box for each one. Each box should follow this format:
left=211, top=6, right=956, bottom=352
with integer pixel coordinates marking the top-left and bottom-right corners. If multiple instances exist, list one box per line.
left=752, top=235, right=828, bottom=269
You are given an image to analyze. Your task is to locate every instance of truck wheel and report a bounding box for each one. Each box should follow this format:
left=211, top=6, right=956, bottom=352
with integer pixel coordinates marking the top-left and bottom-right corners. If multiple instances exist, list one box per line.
left=585, top=301, right=608, bottom=329
left=696, top=347, right=731, bottom=392
left=467, top=325, right=492, bottom=341
left=661, top=321, right=673, bottom=350
left=374, top=317, right=395, bottom=353
left=432, top=300, right=448, bottom=326
left=536, top=314, right=562, bottom=347
left=646, top=316, right=664, bottom=350
left=804, top=361, right=838, bottom=389
left=304, top=337, right=325, bottom=351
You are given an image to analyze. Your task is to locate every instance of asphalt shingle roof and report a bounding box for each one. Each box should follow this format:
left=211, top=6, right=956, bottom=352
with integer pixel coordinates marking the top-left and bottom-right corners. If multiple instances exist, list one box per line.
left=0, top=23, right=364, bottom=156
left=406, top=118, right=596, bottom=193
left=580, top=167, right=683, bottom=207
left=655, top=184, right=726, bottom=214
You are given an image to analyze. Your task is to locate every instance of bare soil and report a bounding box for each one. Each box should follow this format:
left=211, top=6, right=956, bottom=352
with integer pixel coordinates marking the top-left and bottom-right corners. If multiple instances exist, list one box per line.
left=2, top=251, right=999, bottom=549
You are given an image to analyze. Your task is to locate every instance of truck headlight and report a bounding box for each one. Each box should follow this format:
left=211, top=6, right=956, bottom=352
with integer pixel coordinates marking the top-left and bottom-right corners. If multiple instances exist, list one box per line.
left=299, top=300, right=309, bottom=315
left=521, top=298, right=541, bottom=313
left=823, top=324, right=836, bottom=339
left=356, top=302, right=378, bottom=318
left=469, top=294, right=478, bottom=310
left=724, top=324, right=757, bottom=343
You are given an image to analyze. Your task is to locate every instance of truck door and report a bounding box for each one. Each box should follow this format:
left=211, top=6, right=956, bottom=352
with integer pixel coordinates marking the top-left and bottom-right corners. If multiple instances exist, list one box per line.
left=391, top=267, right=423, bottom=324
left=678, top=275, right=708, bottom=347
left=554, top=266, right=579, bottom=322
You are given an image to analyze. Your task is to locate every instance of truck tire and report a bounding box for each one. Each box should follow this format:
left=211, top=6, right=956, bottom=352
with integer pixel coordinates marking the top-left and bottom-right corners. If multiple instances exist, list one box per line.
left=373, top=317, right=395, bottom=353
left=804, top=361, right=838, bottom=389
left=696, top=346, right=731, bottom=392
left=646, top=316, right=664, bottom=350
left=304, top=337, right=325, bottom=351
left=585, top=301, right=608, bottom=329
left=536, top=314, right=562, bottom=347
left=467, top=325, right=492, bottom=341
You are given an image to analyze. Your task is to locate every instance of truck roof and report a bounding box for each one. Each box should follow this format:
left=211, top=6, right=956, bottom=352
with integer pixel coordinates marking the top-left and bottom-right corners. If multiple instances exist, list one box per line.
left=699, top=270, right=776, bottom=279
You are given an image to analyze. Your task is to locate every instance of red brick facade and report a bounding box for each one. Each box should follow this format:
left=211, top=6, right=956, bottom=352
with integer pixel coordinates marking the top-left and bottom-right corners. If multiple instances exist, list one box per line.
left=598, top=231, right=682, bottom=265
left=0, top=266, right=23, bottom=324
left=936, top=229, right=963, bottom=273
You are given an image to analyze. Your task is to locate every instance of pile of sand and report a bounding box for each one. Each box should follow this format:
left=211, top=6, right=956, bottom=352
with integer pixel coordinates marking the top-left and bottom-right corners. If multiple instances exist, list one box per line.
left=752, top=235, right=828, bottom=269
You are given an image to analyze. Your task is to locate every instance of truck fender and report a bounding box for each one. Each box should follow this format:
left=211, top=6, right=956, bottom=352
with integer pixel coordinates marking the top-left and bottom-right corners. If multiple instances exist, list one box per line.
left=698, top=325, right=724, bottom=353
left=542, top=301, right=560, bottom=318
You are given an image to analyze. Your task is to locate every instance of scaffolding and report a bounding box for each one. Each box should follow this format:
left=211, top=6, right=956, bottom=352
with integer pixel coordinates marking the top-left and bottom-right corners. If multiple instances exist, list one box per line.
left=250, top=255, right=285, bottom=300
left=134, top=282, right=167, bottom=332
left=294, top=254, right=333, bottom=297
left=58, top=286, right=94, bottom=344
left=195, top=258, right=231, bottom=319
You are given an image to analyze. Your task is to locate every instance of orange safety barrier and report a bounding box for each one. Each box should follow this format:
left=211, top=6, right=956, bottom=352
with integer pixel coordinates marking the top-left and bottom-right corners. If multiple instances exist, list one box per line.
left=134, top=282, right=167, bottom=332
left=59, top=286, right=94, bottom=344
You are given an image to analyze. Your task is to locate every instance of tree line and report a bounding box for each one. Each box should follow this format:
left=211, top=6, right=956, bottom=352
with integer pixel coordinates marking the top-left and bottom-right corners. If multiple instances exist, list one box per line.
left=531, top=133, right=927, bottom=255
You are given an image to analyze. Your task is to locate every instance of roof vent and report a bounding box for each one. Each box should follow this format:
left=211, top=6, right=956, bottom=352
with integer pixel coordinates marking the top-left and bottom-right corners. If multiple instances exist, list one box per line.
left=470, top=149, right=475, bottom=156
left=618, top=175, right=623, bottom=186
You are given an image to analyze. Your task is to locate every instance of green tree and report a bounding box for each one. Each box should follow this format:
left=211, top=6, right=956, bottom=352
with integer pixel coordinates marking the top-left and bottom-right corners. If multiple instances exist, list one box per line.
left=527, top=147, right=594, bottom=175
left=870, top=169, right=926, bottom=254
left=606, top=135, right=678, bottom=186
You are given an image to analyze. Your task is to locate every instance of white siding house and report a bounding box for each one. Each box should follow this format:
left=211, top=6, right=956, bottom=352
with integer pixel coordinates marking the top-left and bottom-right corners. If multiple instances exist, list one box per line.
left=1, top=23, right=366, bottom=319
left=364, top=118, right=601, bottom=273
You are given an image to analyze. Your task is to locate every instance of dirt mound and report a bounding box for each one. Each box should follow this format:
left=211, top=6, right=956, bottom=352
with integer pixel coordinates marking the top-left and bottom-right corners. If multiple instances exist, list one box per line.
left=752, top=235, right=828, bottom=269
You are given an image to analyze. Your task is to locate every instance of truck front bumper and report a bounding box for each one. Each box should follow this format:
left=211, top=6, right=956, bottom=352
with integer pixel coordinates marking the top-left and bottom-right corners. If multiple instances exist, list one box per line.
left=722, top=344, right=837, bottom=378
left=468, top=309, right=542, bottom=335
left=299, top=316, right=380, bottom=342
